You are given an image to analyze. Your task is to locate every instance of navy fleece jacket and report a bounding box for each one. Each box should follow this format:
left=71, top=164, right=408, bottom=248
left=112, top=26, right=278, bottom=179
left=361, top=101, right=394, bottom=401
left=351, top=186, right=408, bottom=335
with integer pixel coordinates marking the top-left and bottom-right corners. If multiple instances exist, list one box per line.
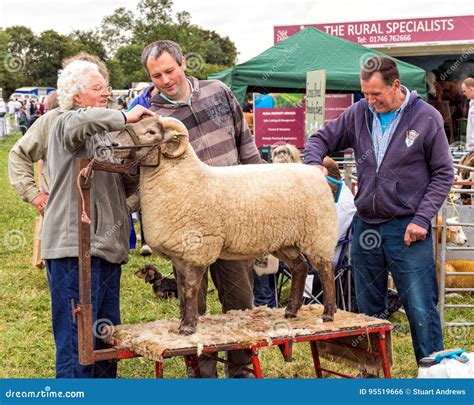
left=304, top=91, right=454, bottom=230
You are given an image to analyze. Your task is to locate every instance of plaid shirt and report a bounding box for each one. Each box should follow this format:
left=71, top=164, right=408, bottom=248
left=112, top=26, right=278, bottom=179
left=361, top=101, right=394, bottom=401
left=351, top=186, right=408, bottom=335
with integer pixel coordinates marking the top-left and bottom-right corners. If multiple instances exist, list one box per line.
left=150, top=77, right=261, bottom=167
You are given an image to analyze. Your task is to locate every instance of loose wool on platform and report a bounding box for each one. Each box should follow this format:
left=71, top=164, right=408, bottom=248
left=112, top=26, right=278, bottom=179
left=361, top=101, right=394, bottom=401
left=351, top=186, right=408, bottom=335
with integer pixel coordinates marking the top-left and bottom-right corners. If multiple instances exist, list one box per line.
left=114, top=116, right=338, bottom=333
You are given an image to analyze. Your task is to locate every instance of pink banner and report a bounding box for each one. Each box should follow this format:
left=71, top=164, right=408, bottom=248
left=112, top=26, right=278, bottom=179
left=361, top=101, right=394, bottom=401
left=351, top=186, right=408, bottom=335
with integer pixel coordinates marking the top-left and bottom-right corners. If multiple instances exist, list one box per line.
left=325, top=94, right=353, bottom=123
left=253, top=94, right=353, bottom=148
left=254, top=108, right=306, bottom=148
left=274, top=15, right=474, bottom=46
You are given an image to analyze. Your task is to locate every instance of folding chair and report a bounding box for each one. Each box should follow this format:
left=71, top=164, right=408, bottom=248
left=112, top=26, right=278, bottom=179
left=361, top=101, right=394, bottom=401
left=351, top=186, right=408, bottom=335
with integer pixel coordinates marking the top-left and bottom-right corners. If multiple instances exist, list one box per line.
left=276, top=226, right=357, bottom=312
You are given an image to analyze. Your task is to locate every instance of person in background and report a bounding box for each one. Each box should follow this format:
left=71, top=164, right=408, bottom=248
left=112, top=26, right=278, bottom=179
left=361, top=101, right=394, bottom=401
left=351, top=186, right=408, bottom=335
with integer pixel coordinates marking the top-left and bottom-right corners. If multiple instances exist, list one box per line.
left=128, top=82, right=156, bottom=110
left=253, top=144, right=303, bottom=308
left=29, top=100, right=37, bottom=117
left=7, top=98, right=16, bottom=127
left=44, top=91, right=58, bottom=113
left=321, top=156, right=356, bottom=262
left=0, top=97, right=6, bottom=117
left=127, top=83, right=157, bottom=256
left=27, top=109, right=42, bottom=129
left=9, top=54, right=110, bottom=216
left=18, top=106, right=28, bottom=135
left=39, top=99, right=46, bottom=115
left=0, top=98, right=7, bottom=138
left=304, top=56, right=454, bottom=364
left=461, top=77, right=474, bottom=152
left=142, top=39, right=261, bottom=378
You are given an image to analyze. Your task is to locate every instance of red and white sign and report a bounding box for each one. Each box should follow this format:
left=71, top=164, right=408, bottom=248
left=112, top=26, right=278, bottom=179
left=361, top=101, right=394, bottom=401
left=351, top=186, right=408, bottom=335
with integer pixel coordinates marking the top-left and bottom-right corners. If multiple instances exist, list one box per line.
left=325, top=94, right=353, bottom=123
left=274, top=15, right=474, bottom=46
left=253, top=94, right=353, bottom=148
left=254, top=108, right=306, bottom=148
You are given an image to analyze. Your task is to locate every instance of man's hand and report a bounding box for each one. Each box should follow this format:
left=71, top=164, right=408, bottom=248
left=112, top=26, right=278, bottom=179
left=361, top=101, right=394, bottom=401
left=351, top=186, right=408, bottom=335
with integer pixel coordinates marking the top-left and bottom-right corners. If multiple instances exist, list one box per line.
left=31, top=193, right=48, bottom=216
left=311, top=164, right=328, bottom=176
left=404, top=223, right=427, bottom=246
left=124, top=105, right=156, bottom=123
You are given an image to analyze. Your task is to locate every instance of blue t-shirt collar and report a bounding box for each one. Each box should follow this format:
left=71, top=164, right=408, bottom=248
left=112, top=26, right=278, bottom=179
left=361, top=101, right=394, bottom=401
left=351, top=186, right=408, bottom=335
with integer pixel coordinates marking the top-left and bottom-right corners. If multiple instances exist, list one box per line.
left=160, top=78, right=194, bottom=105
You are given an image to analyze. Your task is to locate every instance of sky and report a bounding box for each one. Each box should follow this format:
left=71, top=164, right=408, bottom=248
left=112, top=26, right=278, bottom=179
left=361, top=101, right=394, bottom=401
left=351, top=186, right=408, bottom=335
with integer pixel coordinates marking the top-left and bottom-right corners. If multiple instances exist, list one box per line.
left=1, top=0, right=473, bottom=62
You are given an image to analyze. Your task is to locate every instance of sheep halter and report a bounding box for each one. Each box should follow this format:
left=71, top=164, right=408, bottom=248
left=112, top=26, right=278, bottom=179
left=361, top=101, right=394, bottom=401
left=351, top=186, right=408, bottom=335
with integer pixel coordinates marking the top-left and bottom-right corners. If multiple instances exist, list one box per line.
left=113, top=124, right=162, bottom=167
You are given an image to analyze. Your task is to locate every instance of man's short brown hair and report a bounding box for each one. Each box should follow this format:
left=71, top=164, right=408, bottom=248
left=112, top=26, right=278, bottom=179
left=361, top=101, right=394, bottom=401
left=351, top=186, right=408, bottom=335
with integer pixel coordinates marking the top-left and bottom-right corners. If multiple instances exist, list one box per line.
left=360, top=56, right=400, bottom=86
left=463, top=77, right=474, bottom=88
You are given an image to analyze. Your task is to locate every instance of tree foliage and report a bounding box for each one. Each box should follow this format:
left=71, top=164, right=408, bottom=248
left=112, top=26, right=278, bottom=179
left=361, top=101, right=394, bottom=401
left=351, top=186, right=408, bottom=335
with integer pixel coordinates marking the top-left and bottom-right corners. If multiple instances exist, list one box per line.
left=0, top=0, right=237, bottom=96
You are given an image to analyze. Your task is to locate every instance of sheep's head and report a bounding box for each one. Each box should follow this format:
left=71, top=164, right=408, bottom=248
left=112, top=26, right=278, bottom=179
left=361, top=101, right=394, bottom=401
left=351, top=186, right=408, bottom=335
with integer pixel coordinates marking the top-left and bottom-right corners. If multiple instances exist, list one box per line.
left=112, top=116, right=189, bottom=165
left=447, top=217, right=468, bottom=245
left=437, top=215, right=468, bottom=245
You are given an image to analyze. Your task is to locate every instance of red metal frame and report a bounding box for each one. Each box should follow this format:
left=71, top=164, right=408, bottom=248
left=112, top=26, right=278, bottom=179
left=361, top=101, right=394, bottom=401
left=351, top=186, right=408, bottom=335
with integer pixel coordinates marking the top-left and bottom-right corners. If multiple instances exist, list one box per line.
left=76, top=157, right=393, bottom=378
left=102, top=325, right=393, bottom=378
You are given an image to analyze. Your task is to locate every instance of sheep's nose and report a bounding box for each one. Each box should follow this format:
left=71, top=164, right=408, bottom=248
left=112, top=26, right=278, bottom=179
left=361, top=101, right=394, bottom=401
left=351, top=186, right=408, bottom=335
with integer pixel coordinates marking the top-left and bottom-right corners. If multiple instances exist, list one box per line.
left=111, top=142, right=119, bottom=147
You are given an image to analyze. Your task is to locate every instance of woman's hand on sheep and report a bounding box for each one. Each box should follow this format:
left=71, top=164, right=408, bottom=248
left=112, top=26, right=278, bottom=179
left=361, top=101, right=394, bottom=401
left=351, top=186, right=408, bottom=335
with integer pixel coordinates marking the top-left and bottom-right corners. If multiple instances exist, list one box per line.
left=124, top=105, right=157, bottom=123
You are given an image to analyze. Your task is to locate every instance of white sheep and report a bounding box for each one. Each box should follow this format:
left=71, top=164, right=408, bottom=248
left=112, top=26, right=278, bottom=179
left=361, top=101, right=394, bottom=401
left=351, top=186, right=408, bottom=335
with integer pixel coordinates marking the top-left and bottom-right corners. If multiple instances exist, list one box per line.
left=113, top=116, right=338, bottom=335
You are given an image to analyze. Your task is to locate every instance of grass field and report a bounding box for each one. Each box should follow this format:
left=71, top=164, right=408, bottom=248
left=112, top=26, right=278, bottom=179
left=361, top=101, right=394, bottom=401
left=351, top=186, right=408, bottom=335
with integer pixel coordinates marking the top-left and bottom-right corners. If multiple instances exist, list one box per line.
left=0, top=132, right=472, bottom=378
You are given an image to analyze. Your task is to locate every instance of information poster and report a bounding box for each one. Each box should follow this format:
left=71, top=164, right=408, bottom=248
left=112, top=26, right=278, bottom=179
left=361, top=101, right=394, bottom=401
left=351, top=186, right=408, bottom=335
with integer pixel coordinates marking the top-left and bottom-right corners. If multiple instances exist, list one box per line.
left=305, top=70, right=326, bottom=140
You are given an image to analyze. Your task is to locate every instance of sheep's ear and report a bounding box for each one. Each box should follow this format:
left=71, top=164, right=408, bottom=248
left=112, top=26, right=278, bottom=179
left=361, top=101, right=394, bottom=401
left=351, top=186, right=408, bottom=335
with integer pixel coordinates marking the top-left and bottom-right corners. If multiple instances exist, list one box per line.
left=161, top=131, right=188, bottom=158
left=160, top=117, right=189, bottom=158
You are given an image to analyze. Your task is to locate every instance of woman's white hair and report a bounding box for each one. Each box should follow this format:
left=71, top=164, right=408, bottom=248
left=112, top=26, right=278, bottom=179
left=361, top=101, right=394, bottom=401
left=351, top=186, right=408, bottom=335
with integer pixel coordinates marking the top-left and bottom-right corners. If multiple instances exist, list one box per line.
left=57, top=60, right=101, bottom=111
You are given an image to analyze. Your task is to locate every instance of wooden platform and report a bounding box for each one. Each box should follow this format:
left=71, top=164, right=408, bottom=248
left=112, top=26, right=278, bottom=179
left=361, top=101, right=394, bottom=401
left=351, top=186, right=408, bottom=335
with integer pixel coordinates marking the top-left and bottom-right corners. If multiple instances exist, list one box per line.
left=103, top=305, right=393, bottom=377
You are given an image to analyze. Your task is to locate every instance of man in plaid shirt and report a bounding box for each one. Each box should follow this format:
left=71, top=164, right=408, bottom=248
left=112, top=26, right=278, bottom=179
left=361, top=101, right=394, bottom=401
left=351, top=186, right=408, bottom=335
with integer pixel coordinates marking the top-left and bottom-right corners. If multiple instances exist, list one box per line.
left=142, top=40, right=261, bottom=378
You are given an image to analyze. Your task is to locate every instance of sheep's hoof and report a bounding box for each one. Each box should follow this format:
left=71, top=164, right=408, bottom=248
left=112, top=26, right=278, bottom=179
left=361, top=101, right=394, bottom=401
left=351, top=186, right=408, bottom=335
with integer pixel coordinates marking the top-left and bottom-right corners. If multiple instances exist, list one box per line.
left=179, top=323, right=196, bottom=335
left=322, top=314, right=334, bottom=322
left=284, top=310, right=297, bottom=319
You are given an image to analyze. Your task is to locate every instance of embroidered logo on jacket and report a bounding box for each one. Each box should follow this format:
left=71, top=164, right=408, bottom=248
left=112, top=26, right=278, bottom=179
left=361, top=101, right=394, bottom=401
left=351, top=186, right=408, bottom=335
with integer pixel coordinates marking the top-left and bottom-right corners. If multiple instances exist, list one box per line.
left=405, top=129, right=420, bottom=148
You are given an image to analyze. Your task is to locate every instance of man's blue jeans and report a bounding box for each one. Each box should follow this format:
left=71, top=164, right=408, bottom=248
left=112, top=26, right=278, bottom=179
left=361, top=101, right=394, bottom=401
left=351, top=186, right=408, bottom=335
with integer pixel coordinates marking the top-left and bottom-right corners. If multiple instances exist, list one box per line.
left=351, top=215, right=443, bottom=363
left=253, top=272, right=277, bottom=308
left=46, top=257, right=121, bottom=378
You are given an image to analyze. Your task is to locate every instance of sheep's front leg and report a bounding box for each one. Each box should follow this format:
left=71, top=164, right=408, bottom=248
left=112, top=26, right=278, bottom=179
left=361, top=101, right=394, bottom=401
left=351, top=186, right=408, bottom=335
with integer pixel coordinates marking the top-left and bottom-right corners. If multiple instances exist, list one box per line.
left=315, top=260, right=336, bottom=322
left=284, top=257, right=308, bottom=318
left=178, top=264, right=207, bottom=335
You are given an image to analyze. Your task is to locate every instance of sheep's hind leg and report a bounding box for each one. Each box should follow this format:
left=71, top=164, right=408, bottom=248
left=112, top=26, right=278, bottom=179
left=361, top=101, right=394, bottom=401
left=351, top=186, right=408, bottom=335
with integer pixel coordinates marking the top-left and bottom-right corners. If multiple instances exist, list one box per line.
left=176, top=263, right=207, bottom=335
left=282, top=256, right=308, bottom=319
left=314, top=259, right=336, bottom=322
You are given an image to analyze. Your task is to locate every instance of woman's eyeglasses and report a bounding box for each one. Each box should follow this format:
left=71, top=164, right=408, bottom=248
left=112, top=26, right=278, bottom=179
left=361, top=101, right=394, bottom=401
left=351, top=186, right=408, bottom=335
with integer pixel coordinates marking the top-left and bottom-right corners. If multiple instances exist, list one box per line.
left=88, top=85, right=113, bottom=94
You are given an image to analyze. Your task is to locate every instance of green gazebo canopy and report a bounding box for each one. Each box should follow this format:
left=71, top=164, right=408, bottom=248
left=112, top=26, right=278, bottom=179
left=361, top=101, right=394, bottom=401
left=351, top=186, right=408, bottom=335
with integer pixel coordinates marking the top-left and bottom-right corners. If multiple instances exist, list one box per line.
left=209, top=27, right=426, bottom=104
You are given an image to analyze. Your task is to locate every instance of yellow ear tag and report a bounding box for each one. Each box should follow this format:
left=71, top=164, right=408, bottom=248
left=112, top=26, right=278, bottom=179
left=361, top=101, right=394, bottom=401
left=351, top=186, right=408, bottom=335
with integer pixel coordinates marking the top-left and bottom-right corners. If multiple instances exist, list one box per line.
left=172, top=130, right=179, bottom=139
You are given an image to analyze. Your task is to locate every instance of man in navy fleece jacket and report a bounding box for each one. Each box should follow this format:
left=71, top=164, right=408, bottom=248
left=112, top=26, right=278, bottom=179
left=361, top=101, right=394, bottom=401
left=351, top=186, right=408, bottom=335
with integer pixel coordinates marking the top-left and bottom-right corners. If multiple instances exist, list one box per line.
left=305, top=56, right=454, bottom=363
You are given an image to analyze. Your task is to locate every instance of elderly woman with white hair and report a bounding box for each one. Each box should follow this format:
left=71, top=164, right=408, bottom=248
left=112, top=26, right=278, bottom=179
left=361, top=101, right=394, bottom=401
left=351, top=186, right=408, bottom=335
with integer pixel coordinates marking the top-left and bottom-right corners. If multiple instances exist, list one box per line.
left=42, top=60, right=154, bottom=378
